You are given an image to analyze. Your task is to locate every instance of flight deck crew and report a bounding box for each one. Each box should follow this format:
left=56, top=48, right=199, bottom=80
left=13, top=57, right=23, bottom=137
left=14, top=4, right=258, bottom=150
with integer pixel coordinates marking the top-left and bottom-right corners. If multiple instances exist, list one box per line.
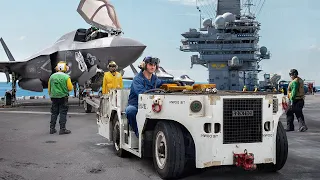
left=102, top=61, right=123, bottom=95
left=286, top=69, right=308, bottom=132
left=125, top=56, right=179, bottom=137
left=48, top=61, right=73, bottom=135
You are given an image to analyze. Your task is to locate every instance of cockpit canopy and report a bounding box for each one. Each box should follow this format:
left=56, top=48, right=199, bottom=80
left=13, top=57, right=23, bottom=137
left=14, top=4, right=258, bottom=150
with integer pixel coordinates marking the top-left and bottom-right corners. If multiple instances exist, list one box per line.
left=73, top=28, right=121, bottom=42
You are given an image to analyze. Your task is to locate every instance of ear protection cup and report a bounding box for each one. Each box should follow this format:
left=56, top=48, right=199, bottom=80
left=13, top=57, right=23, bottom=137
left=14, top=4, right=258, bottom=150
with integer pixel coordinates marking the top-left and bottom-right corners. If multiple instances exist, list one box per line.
left=55, top=61, right=69, bottom=72
left=141, top=57, right=159, bottom=70
left=108, top=61, right=118, bottom=69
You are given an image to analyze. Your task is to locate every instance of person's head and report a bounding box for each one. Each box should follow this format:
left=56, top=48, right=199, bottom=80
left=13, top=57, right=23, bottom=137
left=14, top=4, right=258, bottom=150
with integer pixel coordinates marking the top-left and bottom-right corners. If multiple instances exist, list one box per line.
left=91, top=26, right=99, bottom=31
left=141, top=56, right=160, bottom=74
left=289, top=69, right=298, bottom=80
left=55, top=61, right=69, bottom=73
left=108, top=61, right=118, bottom=72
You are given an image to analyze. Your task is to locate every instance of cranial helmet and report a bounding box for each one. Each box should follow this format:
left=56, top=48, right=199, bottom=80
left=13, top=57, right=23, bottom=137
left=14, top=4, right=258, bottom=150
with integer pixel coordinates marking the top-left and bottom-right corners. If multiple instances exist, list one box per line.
left=139, top=56, right=160, bottom=70
left=55, top=61, right=69, bottom=72
left=108, top=61, right=118, bottom=69
left=289, top=69, right=298, bottom=77
left=91, top=26, right=99, bottom=31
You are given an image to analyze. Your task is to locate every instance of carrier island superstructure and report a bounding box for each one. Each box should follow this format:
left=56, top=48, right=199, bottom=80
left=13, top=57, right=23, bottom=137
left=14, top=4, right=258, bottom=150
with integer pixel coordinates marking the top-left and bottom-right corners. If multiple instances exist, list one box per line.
left=179, top=0, right=270, bottom=91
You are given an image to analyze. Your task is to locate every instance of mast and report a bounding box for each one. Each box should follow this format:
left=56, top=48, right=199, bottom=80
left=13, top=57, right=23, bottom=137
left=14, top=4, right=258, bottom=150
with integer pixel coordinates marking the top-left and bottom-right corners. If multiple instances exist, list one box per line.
left=216, top=0, right=241, bottom=17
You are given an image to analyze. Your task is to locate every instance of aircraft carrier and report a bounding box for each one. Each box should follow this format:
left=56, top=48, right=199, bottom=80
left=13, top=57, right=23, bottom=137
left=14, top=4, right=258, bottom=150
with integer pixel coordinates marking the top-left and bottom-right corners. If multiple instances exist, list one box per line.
left=180, top=0, right=270, bottom=91
left=0, top=94, right=319, bottom=180
left=1, top=0, right=319, bottom=179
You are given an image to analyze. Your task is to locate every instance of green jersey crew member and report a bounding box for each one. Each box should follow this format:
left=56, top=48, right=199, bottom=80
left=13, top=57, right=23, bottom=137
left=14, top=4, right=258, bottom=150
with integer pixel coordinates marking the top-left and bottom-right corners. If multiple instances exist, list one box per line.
left=286, top=69, right=308, bottom=132
left=48, top=61, right=73, bottom=135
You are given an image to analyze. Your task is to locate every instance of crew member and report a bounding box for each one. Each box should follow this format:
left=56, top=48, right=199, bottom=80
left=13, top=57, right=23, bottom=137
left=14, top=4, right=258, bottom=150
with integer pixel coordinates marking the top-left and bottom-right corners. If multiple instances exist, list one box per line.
left=48, top=61, right=73, bottom=135
left=125, top=56, right=177, bottom=137
left=243, top=85, right=247, bottom=91
left=102, top=61, right=123, bottom=94
left=86, top=26, right=99, bottom=41
left=273, top=87, right=277, bottom=92
left=280, top=88, right=284, bottom=94
left=286, top=69, right=308, bottom=132
left=254, top=85, right=258, bottom=92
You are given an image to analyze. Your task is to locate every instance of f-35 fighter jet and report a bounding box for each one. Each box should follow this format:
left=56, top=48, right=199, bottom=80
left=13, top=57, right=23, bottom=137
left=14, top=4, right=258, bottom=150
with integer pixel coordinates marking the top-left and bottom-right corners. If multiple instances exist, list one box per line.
left=0, top=0, right=146, bottom=94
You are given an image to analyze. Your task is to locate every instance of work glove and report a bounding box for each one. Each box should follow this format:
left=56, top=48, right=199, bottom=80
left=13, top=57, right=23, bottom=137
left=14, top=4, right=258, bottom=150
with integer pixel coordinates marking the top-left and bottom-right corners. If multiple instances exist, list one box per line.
left=288, top=100, right=293, bottom=110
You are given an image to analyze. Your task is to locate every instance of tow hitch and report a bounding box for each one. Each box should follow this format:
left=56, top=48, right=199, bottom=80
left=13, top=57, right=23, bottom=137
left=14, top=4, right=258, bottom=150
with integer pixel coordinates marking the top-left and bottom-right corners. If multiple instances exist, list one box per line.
left=233, top=149, right=257, bottom=170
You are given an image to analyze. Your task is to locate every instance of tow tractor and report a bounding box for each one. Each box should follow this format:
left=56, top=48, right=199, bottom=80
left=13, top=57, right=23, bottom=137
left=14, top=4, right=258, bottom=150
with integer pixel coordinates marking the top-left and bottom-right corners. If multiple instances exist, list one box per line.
left=81, top=87, right=101, bottom=113
left=96, top=83, right=289, bottom=179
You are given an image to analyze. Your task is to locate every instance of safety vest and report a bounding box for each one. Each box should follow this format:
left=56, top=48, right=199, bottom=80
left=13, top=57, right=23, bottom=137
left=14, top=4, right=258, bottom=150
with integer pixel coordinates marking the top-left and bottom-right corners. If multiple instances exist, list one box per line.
left=102, top=71, right=123, bottom=94
left=288, top=77, right=305, bottom=100
left=49, top=72, right=70, bottom=98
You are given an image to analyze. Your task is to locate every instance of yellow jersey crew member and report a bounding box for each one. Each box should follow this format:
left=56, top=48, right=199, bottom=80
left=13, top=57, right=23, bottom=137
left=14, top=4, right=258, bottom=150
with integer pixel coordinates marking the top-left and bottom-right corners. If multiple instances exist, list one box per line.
left=286, top=69, right=307, bottom=132
left=102, top=61, right=123, bottom=94
left=48, top=61, right=73, bottom=135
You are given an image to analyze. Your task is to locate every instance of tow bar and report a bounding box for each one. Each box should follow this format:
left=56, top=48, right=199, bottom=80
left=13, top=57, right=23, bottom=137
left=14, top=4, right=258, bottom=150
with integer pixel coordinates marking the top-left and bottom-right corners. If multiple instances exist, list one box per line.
left=233, top=149, right=257, bottom=170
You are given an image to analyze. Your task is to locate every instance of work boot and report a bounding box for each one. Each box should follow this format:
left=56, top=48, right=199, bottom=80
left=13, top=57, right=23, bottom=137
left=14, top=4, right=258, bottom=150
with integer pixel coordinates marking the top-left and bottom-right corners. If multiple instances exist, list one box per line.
left=50, top=129, right=57, bottom=134
left=298, top=126, right=308, bottom=132
left=298, top=119, right=308, bottom=132
left=59, top=128, right=71, bottom=135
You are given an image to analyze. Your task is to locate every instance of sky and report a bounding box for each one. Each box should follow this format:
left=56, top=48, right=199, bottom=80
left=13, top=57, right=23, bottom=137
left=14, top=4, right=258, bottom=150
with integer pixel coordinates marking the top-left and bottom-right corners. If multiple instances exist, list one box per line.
left=0, top=0, right=320, bottom=85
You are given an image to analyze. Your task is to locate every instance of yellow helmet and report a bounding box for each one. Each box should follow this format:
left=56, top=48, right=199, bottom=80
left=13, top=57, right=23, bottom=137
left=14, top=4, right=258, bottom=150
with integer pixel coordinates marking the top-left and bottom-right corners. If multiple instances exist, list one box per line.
left=108, top=61, right=118, bottom=68
left=55, top=61, right=69, bottom=72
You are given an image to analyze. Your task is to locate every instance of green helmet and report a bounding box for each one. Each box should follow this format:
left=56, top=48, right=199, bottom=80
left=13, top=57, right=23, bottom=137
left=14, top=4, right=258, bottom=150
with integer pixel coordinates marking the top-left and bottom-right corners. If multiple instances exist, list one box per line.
left=91, top=26, right=99, bottom=31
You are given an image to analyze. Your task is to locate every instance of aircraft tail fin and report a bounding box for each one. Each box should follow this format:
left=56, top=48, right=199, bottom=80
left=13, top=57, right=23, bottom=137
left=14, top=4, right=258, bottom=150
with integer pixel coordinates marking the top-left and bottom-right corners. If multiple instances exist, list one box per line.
left=0, top=38, right=15, bottom=61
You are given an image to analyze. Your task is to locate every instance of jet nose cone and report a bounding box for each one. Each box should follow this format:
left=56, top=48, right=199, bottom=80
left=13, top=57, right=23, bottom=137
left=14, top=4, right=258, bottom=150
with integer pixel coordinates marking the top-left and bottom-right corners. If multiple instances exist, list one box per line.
left=109, top=37, right=146, bottom=69
left=111, top=37, right=146, bottom=48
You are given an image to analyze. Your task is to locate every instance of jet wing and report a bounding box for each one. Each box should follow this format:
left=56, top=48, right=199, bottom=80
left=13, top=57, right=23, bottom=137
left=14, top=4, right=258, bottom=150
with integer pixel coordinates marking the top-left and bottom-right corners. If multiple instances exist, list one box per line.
left=0, top=61, right=26, bottom=82
left=0, top=61, right=25, bottom=70
left=77, top=0, right=122, bottom=31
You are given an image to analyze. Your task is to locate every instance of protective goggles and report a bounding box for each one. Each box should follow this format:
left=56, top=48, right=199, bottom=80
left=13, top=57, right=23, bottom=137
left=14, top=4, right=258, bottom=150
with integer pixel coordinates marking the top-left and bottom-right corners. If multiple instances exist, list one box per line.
left=144, top=56, right=159, bottom=65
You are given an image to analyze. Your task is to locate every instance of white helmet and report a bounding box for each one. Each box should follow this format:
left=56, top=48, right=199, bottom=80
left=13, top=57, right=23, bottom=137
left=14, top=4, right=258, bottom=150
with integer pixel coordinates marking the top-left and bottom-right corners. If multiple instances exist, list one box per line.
left=55, top=61, right=69, bottom=72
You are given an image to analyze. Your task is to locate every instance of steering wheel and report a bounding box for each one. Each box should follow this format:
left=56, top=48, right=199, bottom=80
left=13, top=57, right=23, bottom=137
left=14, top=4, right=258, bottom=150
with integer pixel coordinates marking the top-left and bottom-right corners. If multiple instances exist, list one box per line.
left=144, top=88, right=166, bottom=94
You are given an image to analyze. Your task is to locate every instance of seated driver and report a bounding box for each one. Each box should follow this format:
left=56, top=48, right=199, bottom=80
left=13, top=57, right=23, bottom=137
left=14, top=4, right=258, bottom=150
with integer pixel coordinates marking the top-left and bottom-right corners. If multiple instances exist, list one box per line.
left=125, top=56, right=176, bottom=137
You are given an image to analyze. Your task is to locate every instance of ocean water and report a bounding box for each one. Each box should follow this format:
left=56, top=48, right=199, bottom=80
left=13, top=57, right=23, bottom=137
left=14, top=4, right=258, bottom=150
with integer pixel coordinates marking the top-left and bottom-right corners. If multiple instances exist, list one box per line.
left=0, top=80, right=133, bottom=98
left=3, top=81, right=314, bottom=98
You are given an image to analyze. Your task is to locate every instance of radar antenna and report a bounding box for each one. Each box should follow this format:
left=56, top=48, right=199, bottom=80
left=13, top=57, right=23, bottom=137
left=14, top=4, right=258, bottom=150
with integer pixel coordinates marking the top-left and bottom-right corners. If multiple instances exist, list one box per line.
left=243, top=0, right=254, bottom=17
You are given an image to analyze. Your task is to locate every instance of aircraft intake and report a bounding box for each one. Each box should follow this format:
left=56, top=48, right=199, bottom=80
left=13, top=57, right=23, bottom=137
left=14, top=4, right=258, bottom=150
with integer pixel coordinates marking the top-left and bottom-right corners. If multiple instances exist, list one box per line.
left=18, top=79, right=44, bottom=92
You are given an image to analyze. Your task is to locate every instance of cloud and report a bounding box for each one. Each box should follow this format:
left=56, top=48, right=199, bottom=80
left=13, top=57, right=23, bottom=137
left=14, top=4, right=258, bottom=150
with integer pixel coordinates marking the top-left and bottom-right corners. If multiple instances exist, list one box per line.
left=308, top=45, right=320, bottom=51
left=19, top=36, right=26, bottom=41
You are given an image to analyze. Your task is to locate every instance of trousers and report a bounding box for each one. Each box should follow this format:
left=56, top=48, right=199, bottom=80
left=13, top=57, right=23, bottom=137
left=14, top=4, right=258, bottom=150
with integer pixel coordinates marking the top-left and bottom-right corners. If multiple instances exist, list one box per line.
left=125, top=105, right=139, bottom=137
left=50, top=97, right=69, bottom=129
left=286, top=99, right=307, bottom=131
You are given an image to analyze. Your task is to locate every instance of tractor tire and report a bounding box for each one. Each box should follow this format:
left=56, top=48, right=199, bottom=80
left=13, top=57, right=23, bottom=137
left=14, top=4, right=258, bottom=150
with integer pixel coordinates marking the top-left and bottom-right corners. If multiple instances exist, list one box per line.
left=152, top=121, right=186, bottom=179
left=112, top=115, right=128, bottom=157
left=258, top=121, right=288, bottom=172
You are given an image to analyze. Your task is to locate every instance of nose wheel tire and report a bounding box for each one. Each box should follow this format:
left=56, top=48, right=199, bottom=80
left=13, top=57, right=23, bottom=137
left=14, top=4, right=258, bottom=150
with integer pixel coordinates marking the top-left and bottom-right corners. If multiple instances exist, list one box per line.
left=152, top=121, right=186, bottom=179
